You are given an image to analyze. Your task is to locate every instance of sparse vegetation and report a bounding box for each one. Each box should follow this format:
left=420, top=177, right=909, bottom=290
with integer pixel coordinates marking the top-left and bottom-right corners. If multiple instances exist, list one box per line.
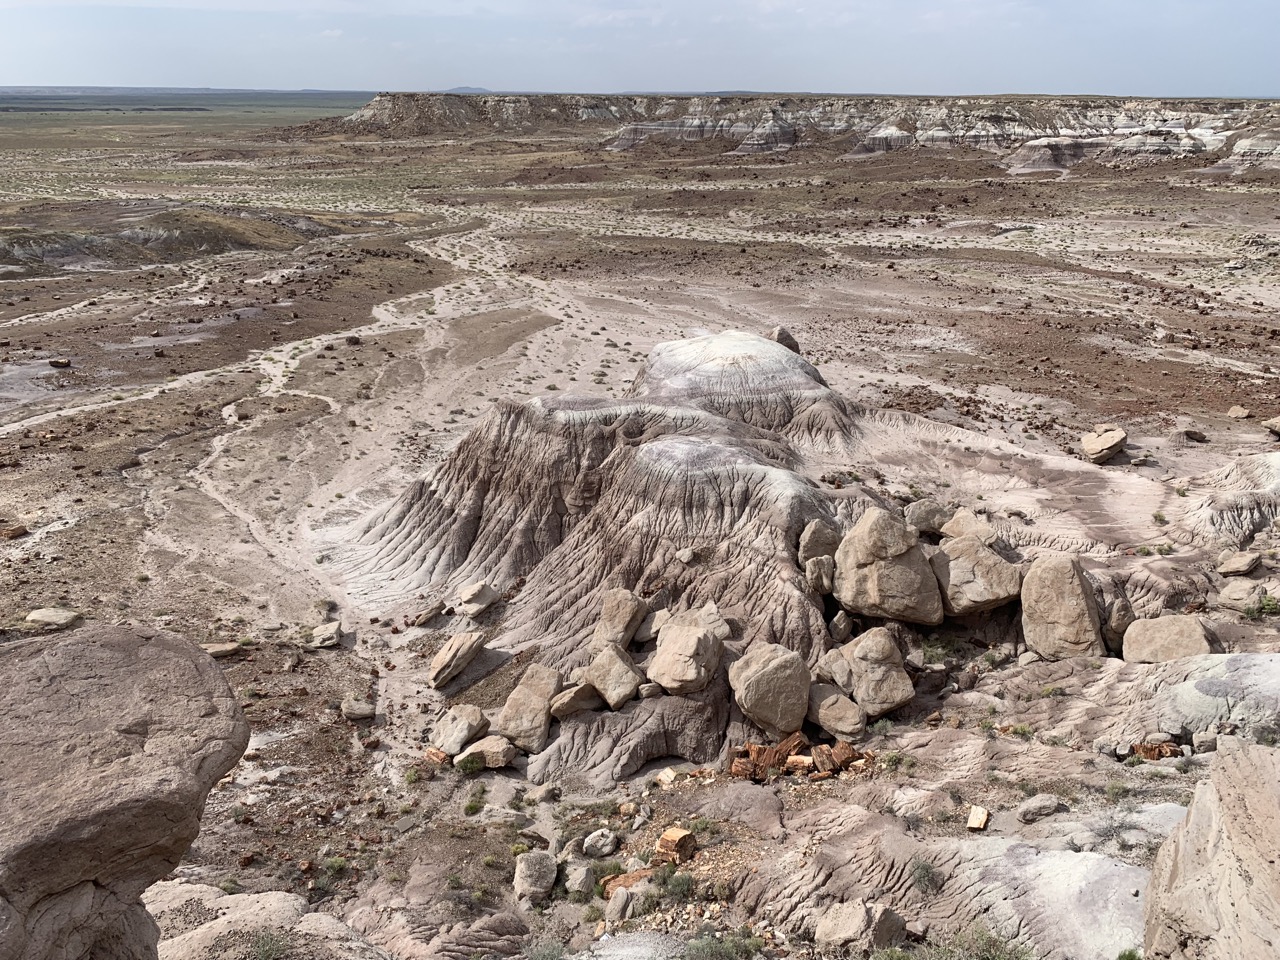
left=870, top=926, right=1033, bottom=959
left=251, top=929, right=291, bottom=960
left=684, top=931, right=766, bottom=960
left=909, top=857, right=944, bottom=896
left=455, top=753, right=485, bottom=776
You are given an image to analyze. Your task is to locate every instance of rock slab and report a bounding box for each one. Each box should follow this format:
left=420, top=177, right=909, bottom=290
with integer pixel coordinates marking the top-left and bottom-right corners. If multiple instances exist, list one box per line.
left=1124, top=616, right=1214, bottom=663
left=0, top=625, right=248, bottom=960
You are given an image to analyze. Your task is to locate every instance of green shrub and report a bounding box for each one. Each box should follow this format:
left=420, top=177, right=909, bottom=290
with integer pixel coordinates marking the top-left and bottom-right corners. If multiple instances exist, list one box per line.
left=1116, top=950, right=1142, bottom=960
left=910, top=857, right=943, bottom=896
left=251, top=929, right=291, bottom=960
left=684, top=931, right=765, bottom=960
left=455, top=753, right=485, bottom=776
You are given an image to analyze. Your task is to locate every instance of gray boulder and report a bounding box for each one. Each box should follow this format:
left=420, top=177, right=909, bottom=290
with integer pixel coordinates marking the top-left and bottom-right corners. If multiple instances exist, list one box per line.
left=583, top=643, right=645, bottom=710
left=807, top=683, right=866, bottom=739
left=1217, top=579, right=1266, bottom=613
left=728, top=642, right=810, bottom=739
left=798, top=518, right=841, bottom=563
left=647, top=608, right=725, bottom=696
left=457, top=581, right=499, bottom=618
left=833, top=507, right=944, bottom=625
left=1021, top=555, right=1106, bottom=660
left=1017, top=794, right=1065, bottom=824
left=846, top=628, right=915, bottom=718
left=929, top=534, right=1022, bottom=615
left=591, top=588, right=648, bottom=647
left=1124, top=616, right=1214, bottom=663
left=513, top=851, right=558, bottom=903
left=431, top=704, right=489, bottom=756
left=905, top=498, right=953, bottom=536
left=495, top=664, right=562, bottom=753
left=805, top=555, right=836, bottom=595
left=428, top=631, right=486, bottom=688
left=583, top=829, right=619, bottom=858
left=549, top=684, right=605, bottom=720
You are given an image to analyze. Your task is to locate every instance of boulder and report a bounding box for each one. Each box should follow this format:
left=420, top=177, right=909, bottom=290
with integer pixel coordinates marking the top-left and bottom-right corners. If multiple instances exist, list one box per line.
left=768, top=325, right=801, bottom=354
left=1145, top=740, right=1280, bottom=960
left=814, top=900, right=905, bottom=954
left=309, top=620, right=344, bottom=648
left=454, top=735, right=517, bottom=770
left=591, top=588, right=648, bottom=647
left=1227, top=405, right=1252, bottom=420
left=1217, top=552, right=1261, bottom=577
left=495, top=664, right=562, bottom=753
left=807, top=683, right=866, bottom=739
left=798, top=518, right=841, bottom=563
left=633, top=608, right=672, bottom=644
left=939, top=507, right=996, bottom=542
left=1021, top=555, right=1106, bottom=660
left=1017, top=794, right=1065, bottom=824
left=583, top=829, right=619, bottom=858
left=905, top=498, right=952, bottom=535
left=513, top=851, right=558, bottom=903
left=832, top=507, right=944, bottom=626
left=928, top=534, right=1022, bottom=615
left=1217, top=579, right=1266, bottom=613
left=583, top=642, right=645, bottom=710
left=427, top=631, right=486, bottom=688
left=1102, top=585, right=1137, bottom=656
left=1124, top=616, right=1214, bottom=663
left=23, top=608, right=82, bottom=630
left=431, top=704, right=489, bottom=756
left=647, top=609, right=725, bottom=695
left=564, top=862, right=595, bottom=896
left=829, top=610, right=854, bottom=643
left=340, top=697, right=376, bottom=721
left=653, top=827, right=697, bottom=866
left=1081, top=426, right=1127, bottom=463
left=0, top=624, right=248, bottom=960
left=727, top=642, right=810, bottom=738
left=1262, top=416, right=1280, bottom=437
left=456, top=581, right=499, bottom=618
left=549, top=683, right=605, bottom=720
left=805, top=555, right=836, bottom=595
left=815, top=645, right=857, bottom=696
left=605, top=887, right=632, bottom=922
left=846, top=628, right=915, bottom=718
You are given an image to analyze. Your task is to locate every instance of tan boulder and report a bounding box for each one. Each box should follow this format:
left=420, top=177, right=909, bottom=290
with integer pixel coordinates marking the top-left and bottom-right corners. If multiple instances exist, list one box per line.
left=1081, top=426, right=1127, bottom=464
left=1227, top=405, right=1252, bottom=419
left=1020, top=555, right=1105, bottom=660
left=727, top=642, right=810, bottom=738
left=1123, top=616, right=1214, bottom=663
left=929, top=534, right=1022, bottom=615
left=431, top=704, right=489, bottom=756
left=798, top=518, right=841, bottom=563
left=495, top=664, right=561, bottom=753
left=456, top=581, right=499, bottom=617
left=904, top=498, right=953, bottom=535
left=805, top=555, right=835, bottom=594
left=1217, top=552, right=1261, bottom=577
left=454, top=735, right=517, bottom=770
left=846, top=628, right=915, bottom=718
left=428, top=631, right=486, bottom=688
left=815, top=900, right=905, bottom=954
left=807, top=683, right=866, bottom=739
left=647, top=610, right=725, bottom=695
left=590, top=588, right=648, bottom=647
left=583, top=643, right=645, bottom=710
left=833, top=507, right=944, bottom=626
left=549, top=683, right=605, bottom=719
left=1145, top=740, right=1280, bottom=960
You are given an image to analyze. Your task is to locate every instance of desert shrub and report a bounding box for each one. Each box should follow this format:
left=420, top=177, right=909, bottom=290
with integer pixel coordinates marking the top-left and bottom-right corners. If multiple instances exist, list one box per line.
left=251, top=929, right=291, bottom=960
left=910, top=857, right=944, bottom=896
left=455, top=753, right=485, bottom=776
left=684, top=931, right=765, bottom=960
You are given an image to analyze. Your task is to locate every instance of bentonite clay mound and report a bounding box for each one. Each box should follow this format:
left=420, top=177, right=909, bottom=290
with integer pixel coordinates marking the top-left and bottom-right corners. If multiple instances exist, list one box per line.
left=0, top=625, right=249, bottom=960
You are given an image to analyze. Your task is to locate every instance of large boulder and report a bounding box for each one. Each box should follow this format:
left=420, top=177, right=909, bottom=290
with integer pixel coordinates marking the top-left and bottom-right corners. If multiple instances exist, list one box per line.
left=549, top=683, right=605, bottom=719
left=929, top=534, right=1022, bottom=616
left=583, top=643, right=645, bottom=710
left=427, top=631, right=486, bottom=688
left=1145, top=739, right=1280, bottom=960
left=807, top=683, right=866, bottom=739
left=430, top=704, right=489, bottom=756
left=513, top=851, right=558, bottom=903
left=1124, top=616, right=1215, bottom=663
left=1021, top=555, right=1106, bottom=660
left=0, top=624, right=248, bottom=960
left=832, top=507, right=944, bottom=626
left=904, top=498, right=952, bottom=536
left=495, top=664, right=562, bottom=753
left=454, top=735, right=517, bottom=770
left=798, top=518, right=841, bottom=563
left=1081, top=425, right=1127, bottom=464
left=647, top=606, right=726, bottom=695
left=728, top=643, right=810, bottom=739
left=846, top=628, right=915, bottom=718
left=456, top=581, right=499, bottom=618
left=590, top=588, right=648, bottom=647
left=805, top=555, right=835, bottom=595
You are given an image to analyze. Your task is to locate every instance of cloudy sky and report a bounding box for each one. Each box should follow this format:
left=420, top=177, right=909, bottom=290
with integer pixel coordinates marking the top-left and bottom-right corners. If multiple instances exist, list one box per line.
left=3, top=0, right=1275, bottom=96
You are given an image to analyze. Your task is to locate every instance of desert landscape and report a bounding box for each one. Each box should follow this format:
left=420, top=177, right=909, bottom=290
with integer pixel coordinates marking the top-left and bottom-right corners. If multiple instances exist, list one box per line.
left=3, top=89, right=1280, bottom=960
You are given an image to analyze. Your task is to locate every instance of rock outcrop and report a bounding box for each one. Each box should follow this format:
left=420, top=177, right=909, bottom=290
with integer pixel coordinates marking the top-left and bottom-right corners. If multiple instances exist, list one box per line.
left=0, top=625, right=248, bottom=960
left=1146, top=739, right=1280, bottom=960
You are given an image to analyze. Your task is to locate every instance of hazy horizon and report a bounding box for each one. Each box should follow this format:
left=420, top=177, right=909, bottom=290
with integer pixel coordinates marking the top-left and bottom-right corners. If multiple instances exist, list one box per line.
left=2, top=1, right=1277, bottom=99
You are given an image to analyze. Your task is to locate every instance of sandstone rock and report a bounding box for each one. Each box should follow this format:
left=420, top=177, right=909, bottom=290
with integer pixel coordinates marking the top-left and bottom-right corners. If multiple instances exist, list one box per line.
left=1017, top=794, right=1065, bottom=824
left=805, top=554, right=835, bottom=594
left=798, top=518, right=841, bottom=563
left=1124, top=616, right=1214, bottom=663
left=905, top=498, right=953, bottom=536
left=648, top=608, right=725, bottom=695
left=340, top=697, right=376, bottom=721
left=829, top=610, right=854, bottom=643
left=454, top=735, right=517, bottom=770
left=456, top=581, right=499, bottom=618
left=583, top=829, right=619, bottom=858
left=814, top=645, right=857, bottom=695
left=496, top=664, right=561, bottom=752
left=929, top=534, right=1022, bottom=615
left=0, top=624, right=247, bottom=960
left=1217, top=579, right=1265, bottom=613
left=309, top=620, right=344, bottom=648
left=0, top=524, right=29, bottom=540
left=1145, top=740, right=1280, bottom=960
left=1021, top=555, right=1106, bottom=660
left=638, top=682, right=663, bottom=698
left=199, top=642, right=241, bottom=659
left=967, top=805, right=990, bottom=831
left=1081, top=426, right=1127, bottom=463
left=1101, top=584, right=1137, bottom=655
left=1262, top=416, right=1280, bottom=437
left=564, top=862, right=595, bottom=896
left=633, top=608, right=671, bottom=644
left=1217, top=552, right=1261, bottom=577
left=814, top=900, right=905, bottom=954
left=513, top=851, right=558, bottom=903
left=846, top=628, right=915, bottom=718
left=431, top=704, right=489, bottom=755
left=583, top=642, right=645, bottom=710
left=1227, top=405, right=1252, bottom=419
left=939, top=507, right=996, bottom=542
left=591, top=588, right=648, bottom=647
left=653, top=827, right=696, bottom=865
left=549, top=683, right=605, bottom=719
left=768, top=325, right=801, bottom=353
left=411, top=600, right=445, bottom=626
left=807, top=683, right=866, bottom=739
left=427, top=631, right=486, bottom=688
left=727, top=642, right=810, bottom=738
left=833, top=507, right=944, bottom=625
left=605, top=886, right=632, bottom=922
left=1192, top=732, right=1218, bottom=754
left=24, top=607, right=82, bottom=630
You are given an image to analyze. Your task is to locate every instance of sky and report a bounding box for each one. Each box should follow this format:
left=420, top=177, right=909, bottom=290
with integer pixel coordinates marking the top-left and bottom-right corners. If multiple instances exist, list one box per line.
left=2, top=0, right=1276, bottom=97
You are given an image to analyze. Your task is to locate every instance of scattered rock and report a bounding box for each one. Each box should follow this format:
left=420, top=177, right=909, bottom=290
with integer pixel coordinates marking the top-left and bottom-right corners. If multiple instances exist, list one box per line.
left=47, top=358, right=71, bottom=369
left=0, top=524, right=29, bottom=540
left=339, top=697, right=376, bottom=721
left=1262, top=416, right=1280, bottom=438
left=967, top=805, right=990, bottom=831
left=431, top=704, right=489, bottom=755
left=807, top=683, right=867, bottom=739
left=833, top=506, right=944, bottom=625
left=412, top=601, right=445, bottom=626
left=638, top=682, right=663, bottom=698
left=513, top=850, right=558, bottom=903
left=23, top=607, right=82, bottom=630
left=549, top=683, right=605, bottom=719
left=1227, top=405, right=1252, bottom=420
left=727, top=642, right=810, bottom=738
left=591, top=588, right=648, bottom=647
left=496, top=664, right=561, bottom=753
left=583, top=829, right=619, bottom=858
left=583, top=642, right=645, bottom=710
left=427, top=631, right=486, bottom=688
left=1217, top=552, right=1261, bottom=577
left=846, top=627, right=915, bottom=718
left=1021, top=554, right=1106, bottom=660
left=309, top=620, right=344, bottom=648
left=456, top=581, right=499, bottom=618
left=767, top=325, right=801, bottom=354
left=634, top=607, right=672, bottom=644
left=1124, top=616, right=1214, bottom=663
left=1081, top=425, right=1127, bottom=463
left=454, top=735, right=517, bottom=770
left=929, top=534, right=1022, bottom=615
left=653, top=827, right=696, bottom=866
left=814, top=900, right=906, bottom=954
left=1017, top=794, right=1065, bottom=824
left=200, top=642, right=242, bottom=659
left=605, top=886, right=633, bottom=922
